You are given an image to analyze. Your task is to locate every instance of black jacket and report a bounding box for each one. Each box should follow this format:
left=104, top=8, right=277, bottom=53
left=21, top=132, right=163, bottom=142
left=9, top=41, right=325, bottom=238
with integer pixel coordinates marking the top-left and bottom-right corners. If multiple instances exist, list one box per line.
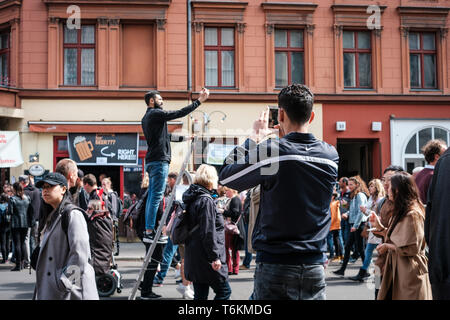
left=141, top=100, right=201, bottom=163
left=223, top=196, right=242, bottom=223
left=219, top=132, right=339, bottom=265
left=425, top=148, right=450, bottom=289
left=183, top=184, right=228, bottom=284
left=24, top=184, right=41, bottom=223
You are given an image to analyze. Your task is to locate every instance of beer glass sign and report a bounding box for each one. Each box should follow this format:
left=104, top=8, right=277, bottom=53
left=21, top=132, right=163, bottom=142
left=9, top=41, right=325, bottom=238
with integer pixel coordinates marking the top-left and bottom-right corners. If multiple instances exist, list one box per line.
left=73, top=136, right=94, bottom=161
left=68, top=133, right=139, bottom=166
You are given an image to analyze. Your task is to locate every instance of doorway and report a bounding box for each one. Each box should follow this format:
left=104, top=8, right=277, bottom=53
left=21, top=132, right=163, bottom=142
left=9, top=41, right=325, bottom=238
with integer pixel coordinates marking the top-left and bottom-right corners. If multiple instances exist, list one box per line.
left=77, top=165, right=121, bottom=196
left=337, top=139, right=373, bottom=183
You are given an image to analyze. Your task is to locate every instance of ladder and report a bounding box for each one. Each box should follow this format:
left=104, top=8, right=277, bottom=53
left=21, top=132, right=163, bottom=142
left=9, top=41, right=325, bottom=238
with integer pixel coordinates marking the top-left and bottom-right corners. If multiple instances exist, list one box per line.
left=128, top=137, right=196, bottom=300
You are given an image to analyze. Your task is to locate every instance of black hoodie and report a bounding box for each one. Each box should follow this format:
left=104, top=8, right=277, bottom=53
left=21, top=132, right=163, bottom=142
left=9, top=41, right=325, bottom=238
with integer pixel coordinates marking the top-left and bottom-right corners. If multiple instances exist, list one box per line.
left=183, top=184, right=229, bottom=284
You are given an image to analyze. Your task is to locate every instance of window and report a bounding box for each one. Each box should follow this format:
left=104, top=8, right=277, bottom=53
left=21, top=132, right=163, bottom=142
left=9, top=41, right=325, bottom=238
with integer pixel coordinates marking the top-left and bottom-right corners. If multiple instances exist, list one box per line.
left=204, top=27, right=235, bottom=88
left=343, top=31, right=372, bottom=88
left=0, top=32, right=9, bottom=86
left=274, top=29, right=304, bottom=87
left=404, top=126, right=449, bottom=172
left=409, top=32, right=437, bottom=89
left=121, top=24, right=155, bottom=87
left=63, top=25, right=95, bottom=86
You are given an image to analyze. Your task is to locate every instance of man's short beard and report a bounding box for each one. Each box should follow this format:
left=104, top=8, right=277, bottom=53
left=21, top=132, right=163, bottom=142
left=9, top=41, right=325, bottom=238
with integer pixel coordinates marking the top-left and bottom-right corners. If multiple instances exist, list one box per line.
left=154, top=101, right=163, bottom=109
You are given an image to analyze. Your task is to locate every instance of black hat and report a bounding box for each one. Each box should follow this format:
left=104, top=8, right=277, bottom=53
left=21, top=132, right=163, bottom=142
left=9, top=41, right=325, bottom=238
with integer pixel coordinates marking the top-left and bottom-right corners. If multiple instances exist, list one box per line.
left=36, top=172, right=68, bottom=189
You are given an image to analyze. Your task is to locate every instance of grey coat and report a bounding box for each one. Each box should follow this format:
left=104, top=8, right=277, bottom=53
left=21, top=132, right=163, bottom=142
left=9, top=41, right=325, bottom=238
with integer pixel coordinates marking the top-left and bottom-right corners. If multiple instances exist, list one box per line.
left=34, top=206, right=99, bottom=300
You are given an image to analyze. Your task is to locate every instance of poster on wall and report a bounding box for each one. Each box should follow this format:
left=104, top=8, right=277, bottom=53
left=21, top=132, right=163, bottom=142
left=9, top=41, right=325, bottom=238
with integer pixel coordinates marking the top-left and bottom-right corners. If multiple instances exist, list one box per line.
left=68, top=133, right=139, bottom=166
left=0, top=131, right=24, bottom=168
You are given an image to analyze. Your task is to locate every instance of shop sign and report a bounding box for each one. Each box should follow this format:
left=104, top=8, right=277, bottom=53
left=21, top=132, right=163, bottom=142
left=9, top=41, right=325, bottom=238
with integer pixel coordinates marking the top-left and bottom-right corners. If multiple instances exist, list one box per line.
left=68, top=133, right=139, bottom=166
left=29, top=164, right=46, bottom=176
left=0, top=131, right=24, bottom=168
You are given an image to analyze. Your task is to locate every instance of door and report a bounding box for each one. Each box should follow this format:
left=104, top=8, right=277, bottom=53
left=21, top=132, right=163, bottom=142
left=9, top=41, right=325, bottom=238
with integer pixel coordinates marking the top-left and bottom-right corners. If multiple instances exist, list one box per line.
left=337, top=139, right=373, bottom=183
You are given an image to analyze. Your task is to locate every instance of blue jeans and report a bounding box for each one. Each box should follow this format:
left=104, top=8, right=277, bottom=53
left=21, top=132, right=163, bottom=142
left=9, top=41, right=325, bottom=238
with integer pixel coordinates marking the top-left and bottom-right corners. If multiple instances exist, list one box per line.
left=144, top=161, right=169, bottom=231
left=155, top=237, right=178, bottom=282
left=362, top=243, right=378, bottom=271
left=327, top=232, right=334, bottom=258
left=193, top=280, right=232, bottom=300
left=242, top=222, right=253, bottom=267
left=253, top=262, right=326, bottom=300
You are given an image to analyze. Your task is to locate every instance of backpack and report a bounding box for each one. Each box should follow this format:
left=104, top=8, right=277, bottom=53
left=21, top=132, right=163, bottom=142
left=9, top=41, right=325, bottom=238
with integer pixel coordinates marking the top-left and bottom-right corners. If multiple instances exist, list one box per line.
left=123, top=189, right=148, bottom=240
left=170, top=194, right=210, bottom=245
left=0, top=203, right=8, bottom=225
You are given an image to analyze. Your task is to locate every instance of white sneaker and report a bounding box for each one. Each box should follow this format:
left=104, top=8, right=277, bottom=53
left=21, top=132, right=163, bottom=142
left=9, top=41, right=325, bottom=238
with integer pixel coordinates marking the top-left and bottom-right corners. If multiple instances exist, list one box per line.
left=183, top=286, right=194, bottom=300
left=174, top=268, right=181, bottom=279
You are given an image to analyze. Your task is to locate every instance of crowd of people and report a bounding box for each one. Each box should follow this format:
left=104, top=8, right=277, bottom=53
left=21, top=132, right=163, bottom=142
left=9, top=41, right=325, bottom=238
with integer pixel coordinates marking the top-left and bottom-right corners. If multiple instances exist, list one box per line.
left=1, top=83, right=449, bottom=301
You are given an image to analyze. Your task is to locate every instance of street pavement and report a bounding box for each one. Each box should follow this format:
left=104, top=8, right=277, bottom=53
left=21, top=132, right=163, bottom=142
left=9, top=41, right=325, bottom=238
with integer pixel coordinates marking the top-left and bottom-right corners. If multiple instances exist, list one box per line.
left=0, top=242, right=375, bottom=300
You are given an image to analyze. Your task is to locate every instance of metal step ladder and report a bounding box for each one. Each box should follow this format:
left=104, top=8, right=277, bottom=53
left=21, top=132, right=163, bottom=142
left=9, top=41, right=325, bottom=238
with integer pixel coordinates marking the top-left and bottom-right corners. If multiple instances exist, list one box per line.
left=128, top=137, right=196, bottom=300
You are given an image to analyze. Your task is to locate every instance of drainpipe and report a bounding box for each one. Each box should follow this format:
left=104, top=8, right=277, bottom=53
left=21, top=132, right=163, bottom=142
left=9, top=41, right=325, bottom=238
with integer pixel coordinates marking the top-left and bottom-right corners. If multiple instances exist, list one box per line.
left=187, top=0, right=192, bottom=95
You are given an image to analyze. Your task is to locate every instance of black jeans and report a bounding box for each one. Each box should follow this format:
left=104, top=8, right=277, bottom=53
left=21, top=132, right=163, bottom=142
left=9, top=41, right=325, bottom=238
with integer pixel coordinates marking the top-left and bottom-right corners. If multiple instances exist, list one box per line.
left=193, top=280, right=232, bottom=300
left=11, top=228, right=28, bottom=266
left=341, top=223, right=365, bottom=271
left=141, top=242, right=165, bottom=295
left=0, top=227, right=11, bottom=262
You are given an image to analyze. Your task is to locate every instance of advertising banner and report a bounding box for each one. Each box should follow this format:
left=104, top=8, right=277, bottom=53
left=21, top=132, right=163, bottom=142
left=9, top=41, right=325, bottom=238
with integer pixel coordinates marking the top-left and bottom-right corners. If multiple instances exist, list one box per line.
left=0, top=131, right=24, bottom=168
left=68, top=133, right=139, bottom=166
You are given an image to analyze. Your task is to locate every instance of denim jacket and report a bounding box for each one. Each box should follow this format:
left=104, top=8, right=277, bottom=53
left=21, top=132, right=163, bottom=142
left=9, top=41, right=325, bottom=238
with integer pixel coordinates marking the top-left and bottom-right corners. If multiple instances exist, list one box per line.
left=348, top=192, right=368, bottom=229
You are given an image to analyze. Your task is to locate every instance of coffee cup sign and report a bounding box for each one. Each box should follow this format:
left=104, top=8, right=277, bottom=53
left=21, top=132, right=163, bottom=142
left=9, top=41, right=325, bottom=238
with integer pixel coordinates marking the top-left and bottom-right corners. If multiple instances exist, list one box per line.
left=74, top=136, right=94, bottom=161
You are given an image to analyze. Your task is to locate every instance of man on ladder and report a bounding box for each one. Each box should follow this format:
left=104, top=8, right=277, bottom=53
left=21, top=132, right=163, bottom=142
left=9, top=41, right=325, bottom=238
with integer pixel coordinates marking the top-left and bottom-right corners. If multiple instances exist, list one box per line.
left=138, top=88, right=210, bottom=300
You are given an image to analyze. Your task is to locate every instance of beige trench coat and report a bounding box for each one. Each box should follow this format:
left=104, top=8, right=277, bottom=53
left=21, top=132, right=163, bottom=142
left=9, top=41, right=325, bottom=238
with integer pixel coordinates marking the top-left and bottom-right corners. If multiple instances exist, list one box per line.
left=34, top=208, right=99, bottom=300
left=378, top=206, right=432, bottom=300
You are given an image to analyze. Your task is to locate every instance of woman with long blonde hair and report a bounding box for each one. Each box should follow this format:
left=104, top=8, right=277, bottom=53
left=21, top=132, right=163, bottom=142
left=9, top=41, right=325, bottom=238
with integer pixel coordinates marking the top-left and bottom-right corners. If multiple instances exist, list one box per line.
left=349, top=178, right=385, bottom=282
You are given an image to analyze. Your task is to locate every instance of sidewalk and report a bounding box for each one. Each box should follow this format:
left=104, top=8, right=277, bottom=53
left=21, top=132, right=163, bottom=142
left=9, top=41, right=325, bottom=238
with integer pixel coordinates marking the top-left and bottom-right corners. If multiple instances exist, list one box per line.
left=114, top=241, right=146, bottom=261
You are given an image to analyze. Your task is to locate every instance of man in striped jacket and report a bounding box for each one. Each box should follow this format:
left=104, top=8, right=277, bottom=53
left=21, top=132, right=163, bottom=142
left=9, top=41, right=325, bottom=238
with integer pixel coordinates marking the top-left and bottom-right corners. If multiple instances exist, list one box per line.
left=219, top=84, right=339, bottom=300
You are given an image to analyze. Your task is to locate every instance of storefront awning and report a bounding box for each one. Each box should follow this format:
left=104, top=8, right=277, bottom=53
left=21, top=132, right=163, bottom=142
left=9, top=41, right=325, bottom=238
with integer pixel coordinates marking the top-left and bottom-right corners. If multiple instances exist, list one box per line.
left=27, top=121, right=183, bottom=133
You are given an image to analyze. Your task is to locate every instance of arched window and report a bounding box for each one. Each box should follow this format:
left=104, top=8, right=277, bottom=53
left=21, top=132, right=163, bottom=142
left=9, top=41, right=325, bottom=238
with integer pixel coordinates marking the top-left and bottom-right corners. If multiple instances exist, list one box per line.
left=404, top=126, right=449, bottom=173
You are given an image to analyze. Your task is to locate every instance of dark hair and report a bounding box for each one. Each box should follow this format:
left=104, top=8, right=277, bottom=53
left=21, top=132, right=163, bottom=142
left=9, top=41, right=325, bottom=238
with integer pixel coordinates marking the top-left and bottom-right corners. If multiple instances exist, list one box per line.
left=144, top=90, right=160, bottom=107
left=83, top=174, right=97, bottom=187
left=13, top=182, right=24, bottom=199
left=339, top=177, right=349, bottom=185
left=383, top=165, right=404, bottom=174
left=77, top=169, right=85, bottom=179
left=422, top=139, right=446, bottom=164
left=278, top=84, right=314, bottom=125
left=168, top=172, right=178, bottom=180
left=0, top=193, right=8, bottom=203
left=387, top=172, right=424, bottom=238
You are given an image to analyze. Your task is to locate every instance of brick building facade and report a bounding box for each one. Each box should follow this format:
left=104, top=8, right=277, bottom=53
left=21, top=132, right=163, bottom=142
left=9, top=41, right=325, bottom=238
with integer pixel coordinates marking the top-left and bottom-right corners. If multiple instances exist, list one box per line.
left=0, top=0, right=449, bottom=190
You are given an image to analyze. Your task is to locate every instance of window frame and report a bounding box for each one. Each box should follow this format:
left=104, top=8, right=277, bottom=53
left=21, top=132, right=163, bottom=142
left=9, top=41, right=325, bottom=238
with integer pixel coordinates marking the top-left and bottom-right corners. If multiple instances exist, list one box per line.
left=203, top=26, right=236, bottom=89
left=0, top=30, right=10, bottom=87
left=343, top=30, right=372, bottom=89
left=409, top=32, right=438, bottom=90
left=62, top=24, right=96, bottom=87
left=274, top=28, right=305, bottom=88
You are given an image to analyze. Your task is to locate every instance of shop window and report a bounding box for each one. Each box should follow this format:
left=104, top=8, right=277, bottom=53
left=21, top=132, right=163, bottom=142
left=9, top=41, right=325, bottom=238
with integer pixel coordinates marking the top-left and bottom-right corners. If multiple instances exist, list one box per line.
left=274, top=29, right=304, bottom=87
left=0, top=31, right=9, bottom=86
left=343, top=31, right=372, bottom=88
left=409, top=32, right=437, bottom=89
left=204, top=27, right=235, bottom=88
left=63, top=25, right=95, bottom=86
